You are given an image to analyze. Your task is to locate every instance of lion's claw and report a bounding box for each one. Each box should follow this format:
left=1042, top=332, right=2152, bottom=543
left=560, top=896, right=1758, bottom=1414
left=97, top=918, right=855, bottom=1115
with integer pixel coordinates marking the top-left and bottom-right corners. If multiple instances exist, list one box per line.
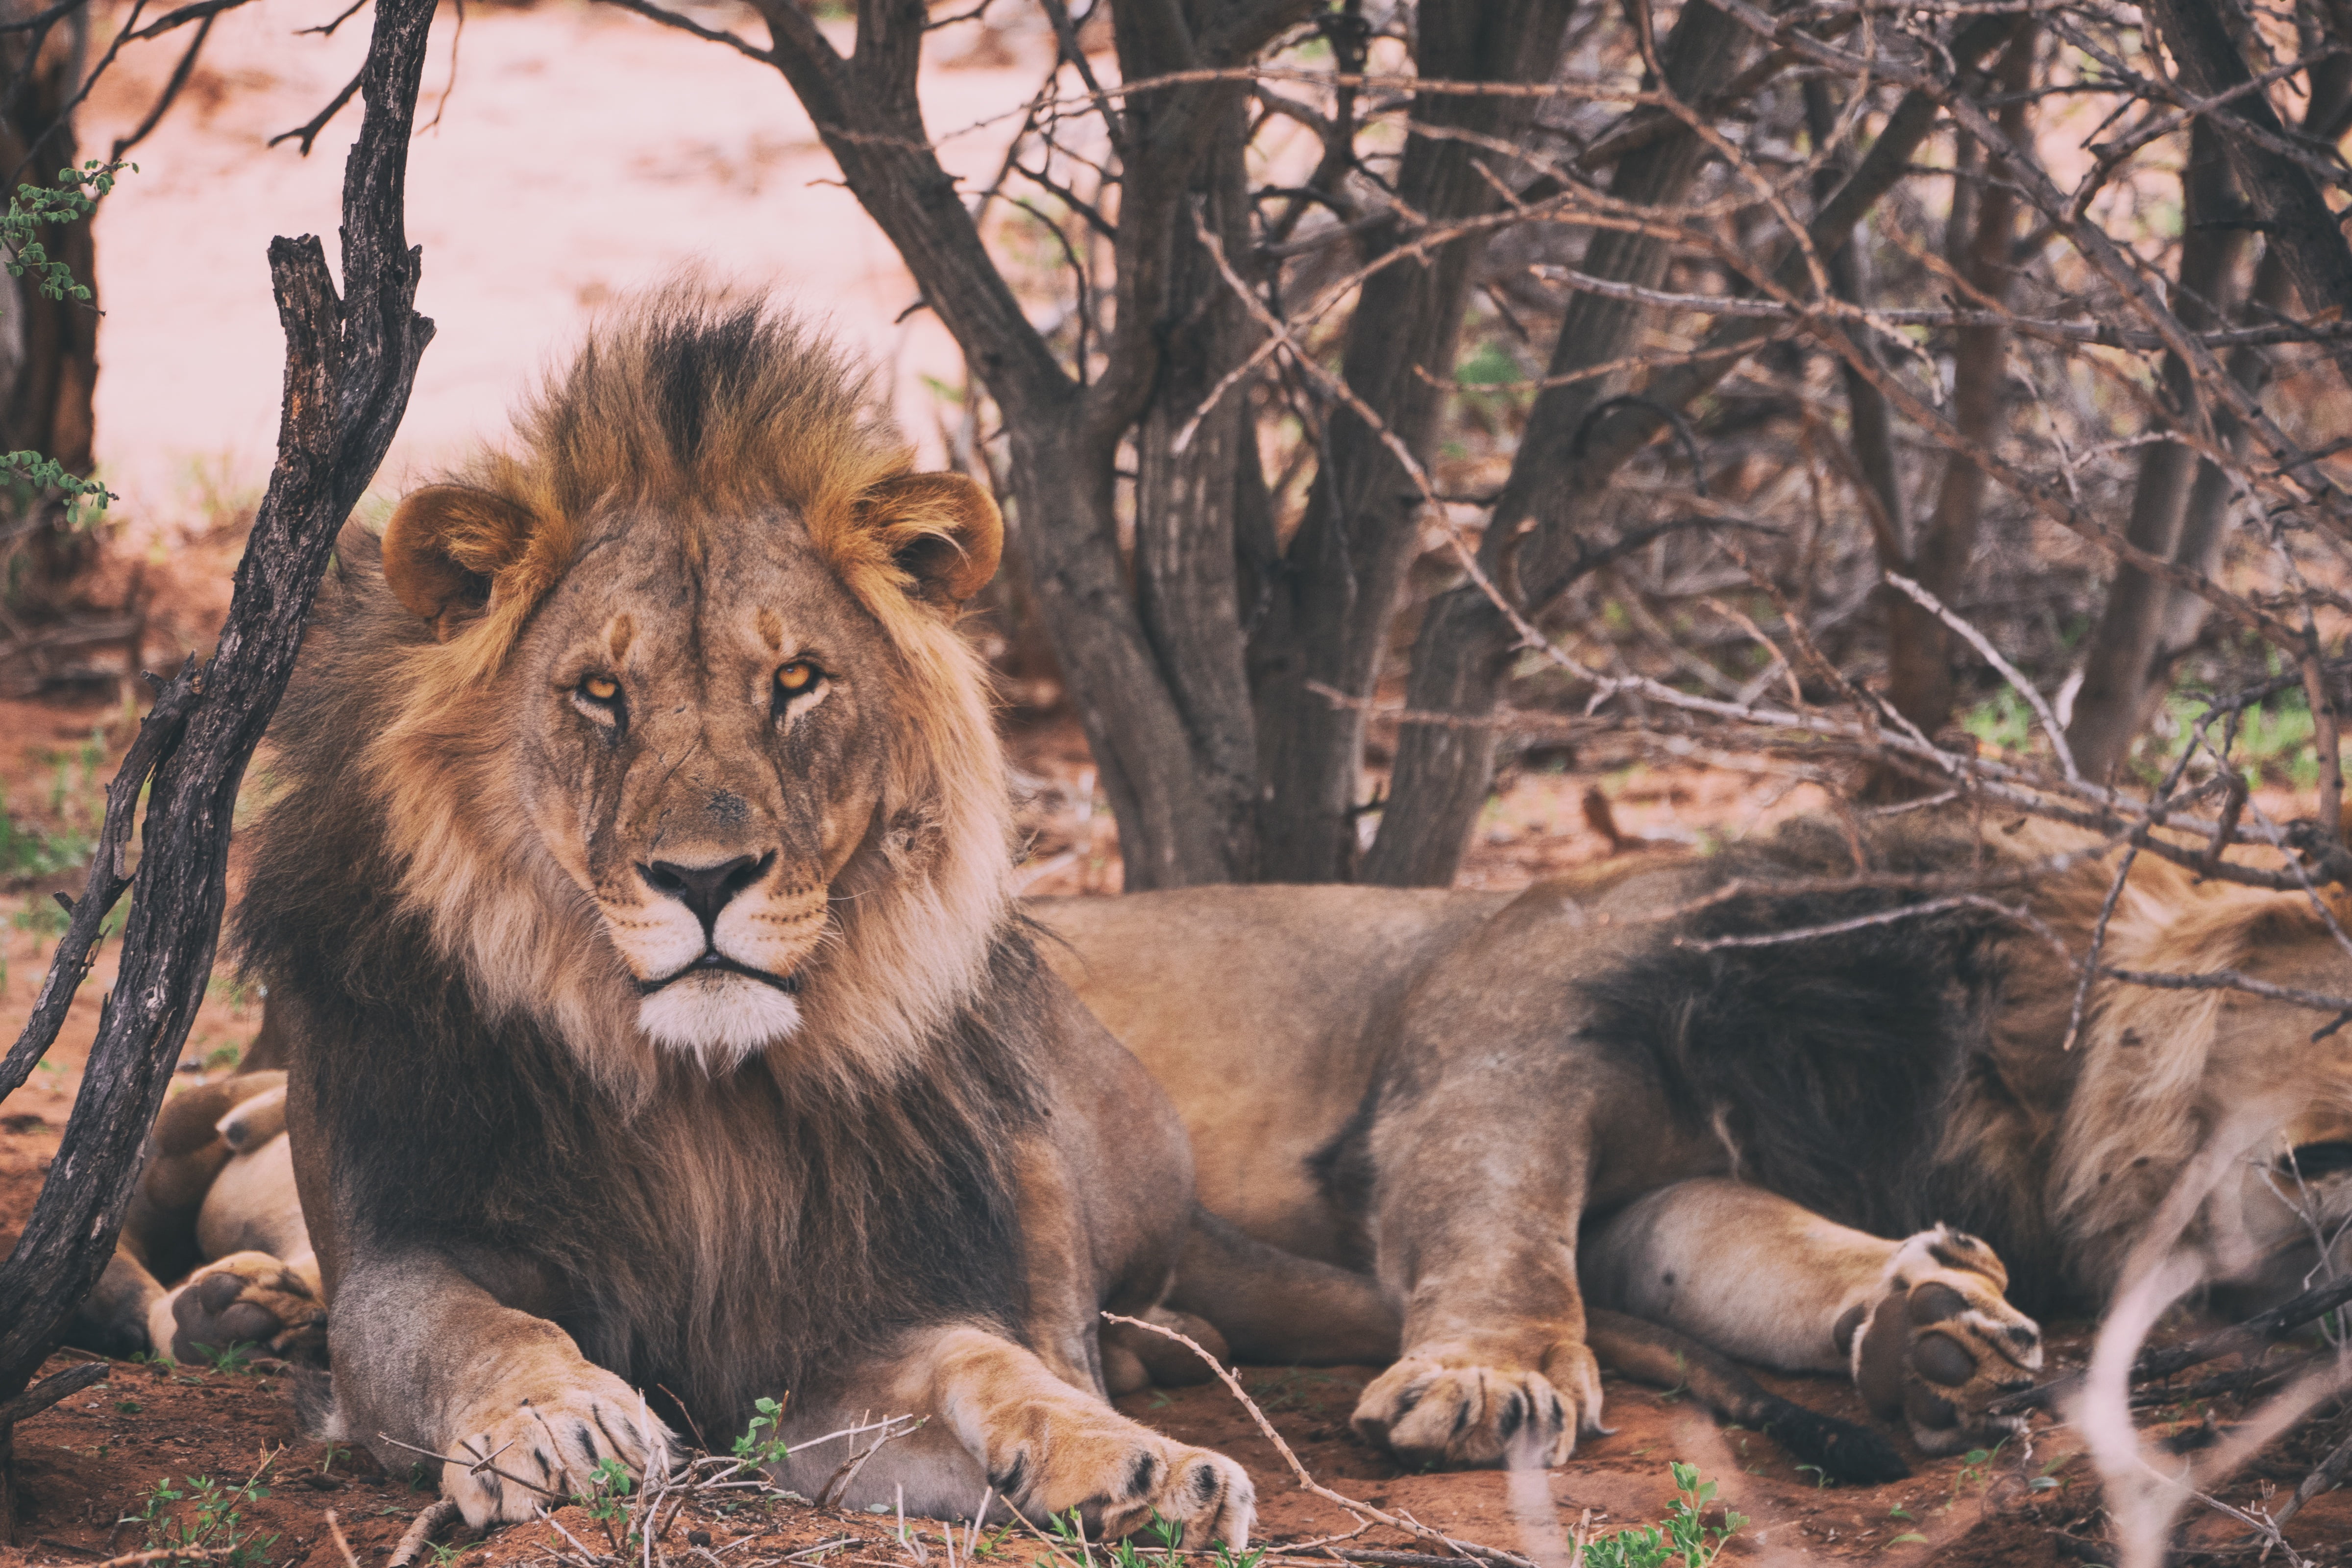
left=444, top=1371, right=674, bottom=1526
left=1351, top=1340, right=1602, bottom=1468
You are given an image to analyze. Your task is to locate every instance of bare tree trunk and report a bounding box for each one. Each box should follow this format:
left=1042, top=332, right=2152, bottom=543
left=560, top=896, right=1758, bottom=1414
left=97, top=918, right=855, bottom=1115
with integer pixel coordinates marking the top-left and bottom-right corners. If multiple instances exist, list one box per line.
left=1129, top=70, right=1260, bottom=879
left=1802, top=76, right=1904, bottom=551
left=1368, top=11, right=2024, bottom=884
left=2068, top=42, right=2352, bottom=781
left=1873, top=28, right=2033, bottom=757
left=1363, top=0, right=1765, bottom=887
left=0, top=0, right=99, bottom=607
left=0, top=0, right=435, bottom=1525
left=1245, top=0, right=1578, bottom=882
left=2066, top=118, right=2247, bottom=783
left=2145, top=0, right=2352, bottom=391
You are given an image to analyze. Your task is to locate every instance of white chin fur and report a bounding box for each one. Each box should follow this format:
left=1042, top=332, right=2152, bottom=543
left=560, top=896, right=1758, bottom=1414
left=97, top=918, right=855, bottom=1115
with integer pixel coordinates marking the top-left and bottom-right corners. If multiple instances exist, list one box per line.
left=637, top=974, right=803, bottom=1070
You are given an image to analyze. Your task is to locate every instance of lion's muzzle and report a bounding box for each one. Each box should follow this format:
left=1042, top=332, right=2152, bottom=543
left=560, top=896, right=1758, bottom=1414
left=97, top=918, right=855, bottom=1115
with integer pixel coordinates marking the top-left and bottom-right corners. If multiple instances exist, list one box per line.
left=617, top=850, right=829, bottom=1065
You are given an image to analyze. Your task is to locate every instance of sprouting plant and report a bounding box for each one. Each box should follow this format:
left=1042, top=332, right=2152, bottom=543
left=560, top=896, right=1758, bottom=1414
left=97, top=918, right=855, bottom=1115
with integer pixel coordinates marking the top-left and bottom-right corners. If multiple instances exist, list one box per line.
left=580, top=1455, right=640, bottom=1551
left=1577, top=1463, right=1746, bottom=1568
left=425, top=1543, right=466, bottom=1568
left=197, top=1340, right=256, bottom=1374
left=320, top=1441, right=349, bottom=1474
left=1145, top=1514, right=1182, bottom=1551
left=1207, top=1544, right=1264, bottom=1568
left=1952, top=1441, right=2005, bottom=1491
left=733, top=1394, right=791, bottom=1468
left=124, top=1464, right=277, bottom=1568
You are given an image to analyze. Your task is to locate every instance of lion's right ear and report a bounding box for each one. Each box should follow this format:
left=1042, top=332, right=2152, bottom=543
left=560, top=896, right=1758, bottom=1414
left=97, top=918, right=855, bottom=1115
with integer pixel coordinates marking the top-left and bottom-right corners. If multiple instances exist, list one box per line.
left=381, top=485, right=539, bottom=641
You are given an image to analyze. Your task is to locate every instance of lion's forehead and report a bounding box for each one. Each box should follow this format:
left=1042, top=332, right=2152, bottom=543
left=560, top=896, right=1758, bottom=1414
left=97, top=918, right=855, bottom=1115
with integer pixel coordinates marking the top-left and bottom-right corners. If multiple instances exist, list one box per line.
left=534, top=513, right=894, bottom=672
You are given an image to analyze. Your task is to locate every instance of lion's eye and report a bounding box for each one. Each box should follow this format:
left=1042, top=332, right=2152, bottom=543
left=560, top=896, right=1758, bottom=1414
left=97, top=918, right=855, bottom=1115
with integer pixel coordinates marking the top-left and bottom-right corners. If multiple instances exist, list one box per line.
left=775, top=661, right=821, bottom=698
left=579, top=674, right=621, bottom=704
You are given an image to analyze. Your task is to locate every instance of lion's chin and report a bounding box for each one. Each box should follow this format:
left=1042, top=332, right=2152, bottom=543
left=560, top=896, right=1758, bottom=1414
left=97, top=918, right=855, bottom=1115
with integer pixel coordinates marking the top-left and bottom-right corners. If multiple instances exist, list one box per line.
left=637, top=973, right=804, bottom=1071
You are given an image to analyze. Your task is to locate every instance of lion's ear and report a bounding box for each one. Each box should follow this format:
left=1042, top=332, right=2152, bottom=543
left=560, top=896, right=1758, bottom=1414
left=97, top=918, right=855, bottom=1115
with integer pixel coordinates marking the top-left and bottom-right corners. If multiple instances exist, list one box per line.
left=381, top=485, right=539, bottom=641
left=858, top=471, right=1003, bottom=609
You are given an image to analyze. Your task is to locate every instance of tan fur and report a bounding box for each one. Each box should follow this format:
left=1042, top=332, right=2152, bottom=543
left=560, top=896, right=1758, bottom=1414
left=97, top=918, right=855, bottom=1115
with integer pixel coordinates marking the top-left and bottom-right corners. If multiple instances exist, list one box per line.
left=1037, top=821, right=2352, bottom=1469
left=202, top=296, right=1255, bottom=1540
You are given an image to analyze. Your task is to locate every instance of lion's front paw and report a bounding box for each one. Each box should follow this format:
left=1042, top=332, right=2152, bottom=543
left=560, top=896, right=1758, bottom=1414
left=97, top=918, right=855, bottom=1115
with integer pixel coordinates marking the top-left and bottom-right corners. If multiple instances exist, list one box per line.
left=1002, top=1425, right=1253, bottom=1547
left=1350, top=1338, right=1602, bottom=1469
left=1848, top=1227, right=2041, bottom=1455
left=153, top=1251, right=327, bottom=1366
left=443, top=1371, right=673, bottom=1526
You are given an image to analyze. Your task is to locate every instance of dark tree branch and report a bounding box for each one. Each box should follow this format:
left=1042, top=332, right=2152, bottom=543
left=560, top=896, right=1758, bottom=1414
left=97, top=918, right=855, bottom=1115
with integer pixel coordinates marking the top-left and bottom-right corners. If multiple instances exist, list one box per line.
left=0, top=0, right=436, bottom=1485
left=269, top=64, right=367, bottom=155
left=2144, top=0, right=2352, bottom=392
left=110, top=11, right=216, bottom=162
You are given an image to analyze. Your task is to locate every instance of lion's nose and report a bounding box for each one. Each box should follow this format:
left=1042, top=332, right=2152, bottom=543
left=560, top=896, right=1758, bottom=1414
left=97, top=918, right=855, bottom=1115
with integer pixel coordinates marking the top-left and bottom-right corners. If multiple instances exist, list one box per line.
left=641, top=853, right=770, bottom=933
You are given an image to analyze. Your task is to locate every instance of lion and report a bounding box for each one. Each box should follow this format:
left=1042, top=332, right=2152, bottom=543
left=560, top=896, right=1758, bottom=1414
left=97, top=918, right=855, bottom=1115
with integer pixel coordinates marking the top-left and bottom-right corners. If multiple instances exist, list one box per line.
left=77, top=295, right=1334, bottom=1540
left=1036, top=813, right=2352, bottom=1473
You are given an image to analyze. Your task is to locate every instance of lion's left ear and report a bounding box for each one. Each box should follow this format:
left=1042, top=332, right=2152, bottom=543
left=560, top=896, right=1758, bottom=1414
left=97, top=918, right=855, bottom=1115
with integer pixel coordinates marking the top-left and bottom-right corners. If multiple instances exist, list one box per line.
left=857, top=472, right=1003, bottom=609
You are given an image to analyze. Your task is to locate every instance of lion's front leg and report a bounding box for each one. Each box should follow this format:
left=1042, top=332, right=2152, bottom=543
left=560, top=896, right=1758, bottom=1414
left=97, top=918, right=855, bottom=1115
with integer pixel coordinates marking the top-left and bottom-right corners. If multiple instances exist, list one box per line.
left=331, top=1254, right=675, bottom=1526
left=1345, top=1081, right=1608, bottom=1470
left=1584, top=1179, right=2043, bottom=1454
left=913, top=1324, right=1254, bottom=1546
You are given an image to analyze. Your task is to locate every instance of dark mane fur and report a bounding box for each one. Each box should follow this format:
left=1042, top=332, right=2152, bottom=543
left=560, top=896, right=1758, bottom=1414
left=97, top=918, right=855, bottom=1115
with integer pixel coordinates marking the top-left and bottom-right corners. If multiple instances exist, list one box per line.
left=234, top=535, right=1047, bottom=1435
left=1573, top=819, right=2074, bottom=1309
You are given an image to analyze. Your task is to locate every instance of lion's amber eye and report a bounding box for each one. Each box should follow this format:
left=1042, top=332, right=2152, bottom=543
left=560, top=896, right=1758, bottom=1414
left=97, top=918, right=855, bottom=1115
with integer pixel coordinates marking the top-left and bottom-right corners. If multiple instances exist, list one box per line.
left=775, top=661, right=819, bottom=697
left=580, top=674, right=620, bottom=703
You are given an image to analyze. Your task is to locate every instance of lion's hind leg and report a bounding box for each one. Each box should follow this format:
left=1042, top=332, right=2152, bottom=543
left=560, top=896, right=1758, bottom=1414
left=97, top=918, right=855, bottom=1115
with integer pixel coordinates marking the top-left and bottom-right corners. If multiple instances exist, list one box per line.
left=157, top=1250, right=328, bottom=1367
left=1583, top=1178, right=2042, bottom=1458
left=1582, top=1310, right=1909, bottom=1483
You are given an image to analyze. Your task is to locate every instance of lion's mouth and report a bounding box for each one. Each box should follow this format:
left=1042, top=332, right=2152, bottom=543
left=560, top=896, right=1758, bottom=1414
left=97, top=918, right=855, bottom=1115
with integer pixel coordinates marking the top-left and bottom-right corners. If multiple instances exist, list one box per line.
left=638, top=950, right=803, bottom=997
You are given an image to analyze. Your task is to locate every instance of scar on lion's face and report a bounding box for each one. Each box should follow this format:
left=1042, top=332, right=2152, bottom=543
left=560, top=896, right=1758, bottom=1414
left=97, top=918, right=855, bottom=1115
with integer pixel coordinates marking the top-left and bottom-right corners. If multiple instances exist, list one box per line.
left=516, top=511, right=901, bottom=1067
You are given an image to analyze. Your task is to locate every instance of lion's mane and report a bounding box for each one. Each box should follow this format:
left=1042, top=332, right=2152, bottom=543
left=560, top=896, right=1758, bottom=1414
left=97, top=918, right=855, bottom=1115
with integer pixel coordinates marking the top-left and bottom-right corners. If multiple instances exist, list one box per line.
left=1564, top=816, right=2326, bottom=1314
left=233, top=297, right=1047, bottom=1428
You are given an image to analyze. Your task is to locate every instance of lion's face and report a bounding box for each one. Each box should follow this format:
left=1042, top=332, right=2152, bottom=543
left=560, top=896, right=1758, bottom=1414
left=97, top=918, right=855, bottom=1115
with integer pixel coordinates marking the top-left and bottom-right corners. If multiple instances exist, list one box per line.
left=2063, top=892, right=2352, bottom=1306
left=368, top=344, right=1007, bottom=1088
left=2196, top=952, right=2352, bottom=1307
left=504, top=510, right=902, bottom=1059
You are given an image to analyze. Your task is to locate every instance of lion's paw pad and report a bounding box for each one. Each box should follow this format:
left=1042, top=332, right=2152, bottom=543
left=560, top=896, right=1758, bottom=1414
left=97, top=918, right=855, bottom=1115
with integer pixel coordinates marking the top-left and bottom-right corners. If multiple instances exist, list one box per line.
left=161, top=1252, right=326, bottom=1366
left=1852, top=1228, right=2041, bottom=1455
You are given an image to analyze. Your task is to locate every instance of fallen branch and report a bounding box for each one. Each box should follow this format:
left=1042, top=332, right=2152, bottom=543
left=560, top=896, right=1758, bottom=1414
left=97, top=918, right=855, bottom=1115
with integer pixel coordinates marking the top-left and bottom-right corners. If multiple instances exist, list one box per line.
left=387, top=1498, right=462, bottom=1568
left=1102, top=1313, right=1536, bottom=1568
left=1993, top=1272, right=2352, bottom=1415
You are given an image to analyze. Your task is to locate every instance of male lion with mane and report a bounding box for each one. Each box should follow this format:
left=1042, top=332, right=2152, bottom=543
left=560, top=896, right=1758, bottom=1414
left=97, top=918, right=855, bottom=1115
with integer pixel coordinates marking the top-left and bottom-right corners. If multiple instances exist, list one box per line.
left=1039, top=813, right=2352, bottom=1474
left=132, top=295, right=1287, bottom=1539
